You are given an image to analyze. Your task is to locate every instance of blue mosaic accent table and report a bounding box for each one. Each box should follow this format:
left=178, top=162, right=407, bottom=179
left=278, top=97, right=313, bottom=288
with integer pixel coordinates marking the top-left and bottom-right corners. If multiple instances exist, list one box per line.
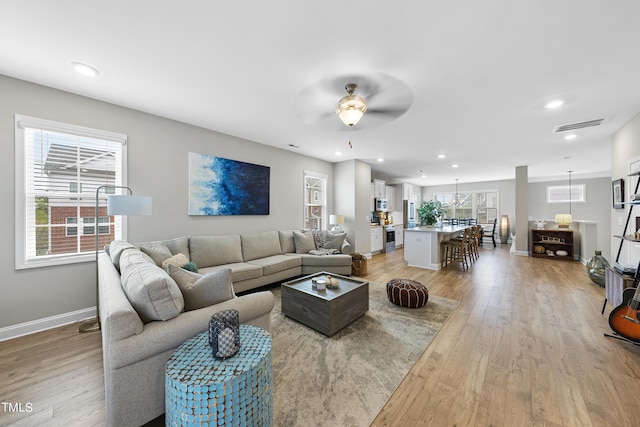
left=165, top=324, right=272, bottom=426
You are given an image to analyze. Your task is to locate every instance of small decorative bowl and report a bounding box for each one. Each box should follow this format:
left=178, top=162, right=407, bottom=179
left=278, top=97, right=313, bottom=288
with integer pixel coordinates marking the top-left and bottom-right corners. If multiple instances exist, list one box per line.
left=555, top=250, right=569, bottom=257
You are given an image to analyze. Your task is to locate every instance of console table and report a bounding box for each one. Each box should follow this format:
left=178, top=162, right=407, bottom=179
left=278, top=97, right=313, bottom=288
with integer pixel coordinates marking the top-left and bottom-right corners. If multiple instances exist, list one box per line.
left=165, top=324, right=272, bottom=426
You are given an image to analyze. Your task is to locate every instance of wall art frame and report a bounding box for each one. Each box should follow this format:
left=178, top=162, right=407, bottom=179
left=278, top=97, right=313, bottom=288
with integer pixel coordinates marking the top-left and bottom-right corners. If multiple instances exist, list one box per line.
left=612, top=178, right=624, bottom=209
left=188, top=152, right=270, bottom=216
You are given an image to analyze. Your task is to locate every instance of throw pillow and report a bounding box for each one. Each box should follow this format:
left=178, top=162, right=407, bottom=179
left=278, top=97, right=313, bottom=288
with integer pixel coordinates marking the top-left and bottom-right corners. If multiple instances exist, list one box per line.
left=166, top=265, right=235, bottom=311
left=139, top=242, right=173, bottom=266
left=161, top=253, right=190, bottom=270
left=293, top=230, right=316, bottom=254
left=119, top=249, right=184, bottom=323
left=182, top=261, right=198, bottom=272
left=312, top=229, right=326, bottom=249
left=323, top=232, right=347, bottom=251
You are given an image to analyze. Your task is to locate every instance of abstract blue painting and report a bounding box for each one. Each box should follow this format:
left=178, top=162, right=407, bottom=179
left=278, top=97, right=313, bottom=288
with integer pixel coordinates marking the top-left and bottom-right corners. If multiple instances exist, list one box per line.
left=188, top=152, right=270, bottom=216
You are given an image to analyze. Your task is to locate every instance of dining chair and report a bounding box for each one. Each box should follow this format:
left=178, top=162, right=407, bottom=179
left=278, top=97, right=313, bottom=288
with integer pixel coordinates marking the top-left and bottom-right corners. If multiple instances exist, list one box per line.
left=480, top=218, right=497, bottom=247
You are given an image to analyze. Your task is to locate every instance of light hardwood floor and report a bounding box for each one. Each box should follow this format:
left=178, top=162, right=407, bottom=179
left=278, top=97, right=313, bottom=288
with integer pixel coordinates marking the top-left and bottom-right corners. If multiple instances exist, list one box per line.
left=1, top=245, right=639, bottom=426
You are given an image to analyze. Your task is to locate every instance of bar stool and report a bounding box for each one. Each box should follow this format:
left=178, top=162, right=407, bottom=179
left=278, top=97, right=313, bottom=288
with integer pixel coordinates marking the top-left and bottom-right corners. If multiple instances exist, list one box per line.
left=468, top=225, right=480, bottom=261
left=441, top=227, right=471, bottom=270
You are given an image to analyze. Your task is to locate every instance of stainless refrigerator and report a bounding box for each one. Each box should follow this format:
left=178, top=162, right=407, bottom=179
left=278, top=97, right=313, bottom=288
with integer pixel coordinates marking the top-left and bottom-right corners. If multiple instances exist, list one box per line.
left=403, top=199, right=416, bottom=228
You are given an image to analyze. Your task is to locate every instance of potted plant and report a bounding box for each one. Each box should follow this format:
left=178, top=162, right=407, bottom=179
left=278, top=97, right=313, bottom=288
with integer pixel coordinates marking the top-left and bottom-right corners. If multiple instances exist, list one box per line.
left=417, top=199, right=446, bottom=226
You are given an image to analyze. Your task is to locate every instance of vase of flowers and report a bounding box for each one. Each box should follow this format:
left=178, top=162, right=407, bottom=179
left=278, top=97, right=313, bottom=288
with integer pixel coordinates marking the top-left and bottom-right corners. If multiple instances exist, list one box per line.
left=417, top=200, right=446, bottom=226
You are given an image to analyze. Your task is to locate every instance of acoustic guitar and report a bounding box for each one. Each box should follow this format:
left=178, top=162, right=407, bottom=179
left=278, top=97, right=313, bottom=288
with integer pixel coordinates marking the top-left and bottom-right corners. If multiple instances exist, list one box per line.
left=609, top=286, right=640, bottom=342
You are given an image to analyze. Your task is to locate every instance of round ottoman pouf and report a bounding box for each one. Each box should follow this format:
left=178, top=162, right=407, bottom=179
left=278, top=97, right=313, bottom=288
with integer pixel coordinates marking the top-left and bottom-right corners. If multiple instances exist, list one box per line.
left=386, top=279, right=429, bottom=308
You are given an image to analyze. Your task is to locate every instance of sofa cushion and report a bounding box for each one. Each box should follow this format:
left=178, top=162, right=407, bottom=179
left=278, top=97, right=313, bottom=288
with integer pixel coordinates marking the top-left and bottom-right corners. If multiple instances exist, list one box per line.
left=137, top=237, right=190, bottom=259
left=166, top=265, right=235, bottom=311
left=139, top=241, right=173, bottom=266
left=109, top=240, right=138, bottom=271
left=199, top=262, right=263, bottom=282
left=241, top=231, right=282, bottom=261
left=278, top=230, right=296, bottom=253
left=298, top=253, right=352, bottom=267
left=247, top=254, right=302, bottom=275
left=293, top=230, right=316, bottom=254
left=119, top=249, right=184, bottom=323
left=190, top=235, right=243, bottom=268
left=323, top=232, right=347, bottom=251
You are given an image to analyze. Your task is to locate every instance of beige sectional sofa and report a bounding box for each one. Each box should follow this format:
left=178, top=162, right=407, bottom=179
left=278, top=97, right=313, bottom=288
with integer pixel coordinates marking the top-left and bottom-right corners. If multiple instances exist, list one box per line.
left=188, top=230, right=352, bottom=293
left=99, top=229, right=351, bottom=427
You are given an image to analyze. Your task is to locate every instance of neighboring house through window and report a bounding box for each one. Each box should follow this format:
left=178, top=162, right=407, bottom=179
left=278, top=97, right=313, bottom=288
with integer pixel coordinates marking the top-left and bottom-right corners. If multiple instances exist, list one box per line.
left=15, top=115, right=127, bottom=269
left=303, top=171, right=327, bottom=230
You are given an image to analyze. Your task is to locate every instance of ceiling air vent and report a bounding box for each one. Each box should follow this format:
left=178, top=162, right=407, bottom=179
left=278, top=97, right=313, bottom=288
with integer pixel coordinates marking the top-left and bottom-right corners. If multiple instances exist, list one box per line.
left=553, top=118, right=606, bottom=133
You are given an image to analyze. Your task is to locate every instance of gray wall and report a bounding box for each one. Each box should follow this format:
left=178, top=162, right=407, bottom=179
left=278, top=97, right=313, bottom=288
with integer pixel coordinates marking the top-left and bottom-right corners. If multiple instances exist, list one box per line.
left=0, top=75, right=335, bottom=330
left=334, top=159, right=372, bottom=255
left=612, top=113, right=640, bottom=266
left=527, top=176, right=611, bottom=261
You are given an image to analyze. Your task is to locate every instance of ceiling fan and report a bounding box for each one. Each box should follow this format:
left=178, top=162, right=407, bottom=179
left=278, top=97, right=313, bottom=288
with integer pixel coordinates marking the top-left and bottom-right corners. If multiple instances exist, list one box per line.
left=295, top=72, right=413, bottom=132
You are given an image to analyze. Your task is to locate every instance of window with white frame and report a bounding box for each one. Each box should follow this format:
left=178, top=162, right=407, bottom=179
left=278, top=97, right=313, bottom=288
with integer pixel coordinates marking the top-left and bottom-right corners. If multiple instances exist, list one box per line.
left=434, top=190, right=499, bottom=224
left=303, top=171, right=327, bottom=230
left=15, top=115, right=127, bottom=269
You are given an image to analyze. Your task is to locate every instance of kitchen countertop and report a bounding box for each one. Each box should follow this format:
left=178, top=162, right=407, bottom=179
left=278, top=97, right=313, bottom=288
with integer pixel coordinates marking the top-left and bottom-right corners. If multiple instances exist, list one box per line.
left=404, top=225, right=466, bottom=233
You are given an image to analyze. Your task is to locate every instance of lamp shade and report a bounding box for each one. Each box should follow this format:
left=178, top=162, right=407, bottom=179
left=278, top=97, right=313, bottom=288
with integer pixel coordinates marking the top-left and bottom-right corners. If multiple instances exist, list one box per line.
left=329, top=214, right=345, bottom=225
left=107, top=195, right=152, bottom=216
left=337, top=109, right=364, bottom=127
left=555, top=213, right=572, bottom=228
left=499, top=215, right=510, bottom=244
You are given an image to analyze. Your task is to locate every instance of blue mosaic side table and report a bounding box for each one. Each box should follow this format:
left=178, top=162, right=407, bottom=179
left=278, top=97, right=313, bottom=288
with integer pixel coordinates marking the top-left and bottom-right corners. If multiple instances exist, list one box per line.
left=165, top=324, right=272, bottom=426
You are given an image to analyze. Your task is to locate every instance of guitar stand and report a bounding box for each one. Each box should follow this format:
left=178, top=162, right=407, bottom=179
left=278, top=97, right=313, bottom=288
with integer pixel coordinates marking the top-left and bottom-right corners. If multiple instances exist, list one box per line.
left=604, top=332, right=640, bottom=346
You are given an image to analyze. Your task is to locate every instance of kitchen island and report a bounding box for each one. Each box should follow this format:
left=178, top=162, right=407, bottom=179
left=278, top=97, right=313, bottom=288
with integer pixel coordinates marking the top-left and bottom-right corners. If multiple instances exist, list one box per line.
left=404, top=225, right=466, bottom=270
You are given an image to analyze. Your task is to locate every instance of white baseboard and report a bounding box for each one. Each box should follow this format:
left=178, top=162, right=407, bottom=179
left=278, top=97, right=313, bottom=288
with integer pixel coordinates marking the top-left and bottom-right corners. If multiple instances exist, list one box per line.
left=0, top=307, right=95, bottom=342
left=513, top=250, right=530, bottom=257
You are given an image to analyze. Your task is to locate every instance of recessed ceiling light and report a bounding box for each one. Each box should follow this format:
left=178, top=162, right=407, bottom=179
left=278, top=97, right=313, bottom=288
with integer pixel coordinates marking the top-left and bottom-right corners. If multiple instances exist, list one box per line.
left=377, top=158, right=384, bottom=162
left=421, top=175, right=427, bottom=178
left=71, top=62, right=99, bottom=77
left=335, top=151, right=343, bottom=156
left=564, top=134, right=577, bottom=140
left=437, top=154, right=446, bottom=159
left=545, top=99, right=564, bottom=109
left=452, top=164, right=459, bottom=168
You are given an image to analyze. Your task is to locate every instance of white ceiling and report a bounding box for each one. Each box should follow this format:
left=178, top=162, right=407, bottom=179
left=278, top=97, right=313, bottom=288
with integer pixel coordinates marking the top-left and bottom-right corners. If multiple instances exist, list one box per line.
left=2, top=1, right=640, bottom=186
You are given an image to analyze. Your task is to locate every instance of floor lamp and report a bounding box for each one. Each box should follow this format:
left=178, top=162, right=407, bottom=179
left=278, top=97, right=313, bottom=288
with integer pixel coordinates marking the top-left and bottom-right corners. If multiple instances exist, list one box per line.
left=79, top=185, right=152, bottom=333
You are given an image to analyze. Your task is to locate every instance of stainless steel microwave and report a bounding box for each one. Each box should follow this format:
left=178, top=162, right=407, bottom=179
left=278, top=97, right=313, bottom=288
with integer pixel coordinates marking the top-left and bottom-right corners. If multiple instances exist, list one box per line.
left=375, top=198, right=388, bottom=211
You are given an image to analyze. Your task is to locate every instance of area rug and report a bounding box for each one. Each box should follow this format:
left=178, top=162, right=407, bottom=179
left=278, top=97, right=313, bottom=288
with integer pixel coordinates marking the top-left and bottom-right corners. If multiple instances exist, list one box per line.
left=270, top=281, right=458, bottom=427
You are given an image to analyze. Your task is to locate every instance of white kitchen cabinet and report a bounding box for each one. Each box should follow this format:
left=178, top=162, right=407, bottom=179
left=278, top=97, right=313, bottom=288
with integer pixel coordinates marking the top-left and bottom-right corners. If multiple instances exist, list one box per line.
left=373, top=179, right=386, bottom=199
left=401, top=182, right=421, bottom=205
left=395, top=225, right=404, bottom=247
left=385, top=186, right=396, bottom=211
left=371, top=226, right=383, bottom=253
left=370, top=183, right=375, bottom=212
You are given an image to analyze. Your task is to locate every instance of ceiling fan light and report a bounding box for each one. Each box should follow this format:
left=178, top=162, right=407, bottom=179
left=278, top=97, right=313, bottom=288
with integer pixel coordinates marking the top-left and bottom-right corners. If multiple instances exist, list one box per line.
left=336, top=104, right=365, bottom=126
left=335, top=87, right=367, bottom=127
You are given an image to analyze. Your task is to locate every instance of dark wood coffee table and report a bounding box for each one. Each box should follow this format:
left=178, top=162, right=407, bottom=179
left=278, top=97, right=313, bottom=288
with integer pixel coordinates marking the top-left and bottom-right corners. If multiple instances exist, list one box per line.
left=281, top=272, right=369, bottom=336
